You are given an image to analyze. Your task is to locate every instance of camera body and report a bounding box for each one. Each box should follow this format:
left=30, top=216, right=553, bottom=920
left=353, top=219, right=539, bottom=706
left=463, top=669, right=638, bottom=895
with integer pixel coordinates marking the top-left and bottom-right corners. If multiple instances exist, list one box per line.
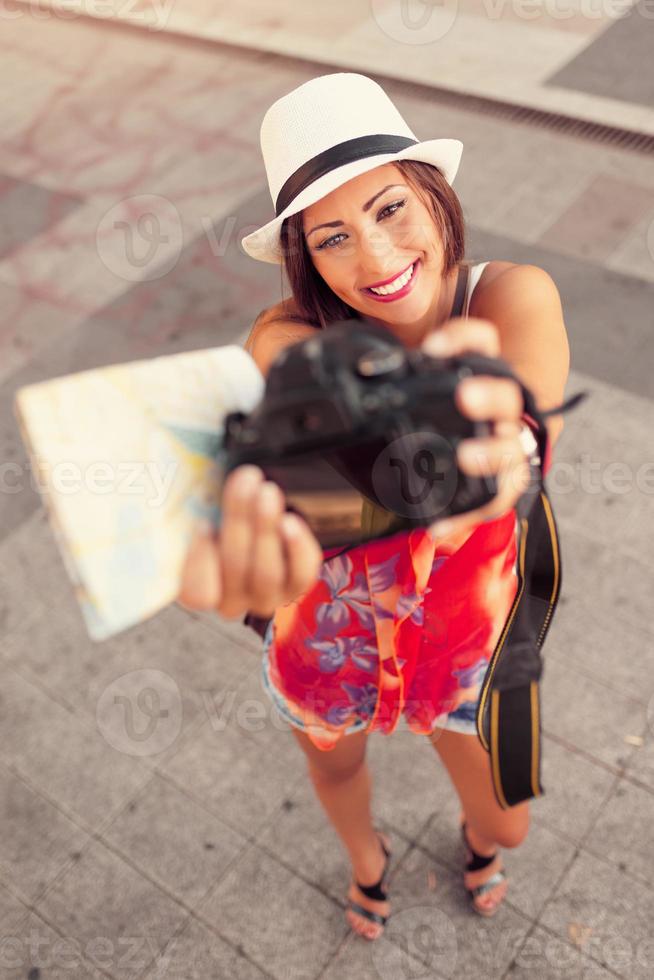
left=222, top=319, right=519, bottom=545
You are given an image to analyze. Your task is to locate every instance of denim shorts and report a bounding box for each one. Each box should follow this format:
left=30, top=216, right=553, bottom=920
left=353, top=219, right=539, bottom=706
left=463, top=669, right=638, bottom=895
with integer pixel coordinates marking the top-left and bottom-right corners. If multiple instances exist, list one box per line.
left=260, top=621, right=481, bottom=738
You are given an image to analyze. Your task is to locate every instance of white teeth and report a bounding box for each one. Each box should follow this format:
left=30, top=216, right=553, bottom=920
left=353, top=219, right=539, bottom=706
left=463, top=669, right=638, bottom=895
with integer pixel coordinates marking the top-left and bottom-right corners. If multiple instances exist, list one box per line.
left=369, top=263, right=414, bottom=295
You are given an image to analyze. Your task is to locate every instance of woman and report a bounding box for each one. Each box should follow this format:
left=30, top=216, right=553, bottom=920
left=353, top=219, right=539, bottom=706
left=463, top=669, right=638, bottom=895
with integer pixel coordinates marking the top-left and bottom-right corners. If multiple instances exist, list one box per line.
left=178, top=73, right=570, bottom=938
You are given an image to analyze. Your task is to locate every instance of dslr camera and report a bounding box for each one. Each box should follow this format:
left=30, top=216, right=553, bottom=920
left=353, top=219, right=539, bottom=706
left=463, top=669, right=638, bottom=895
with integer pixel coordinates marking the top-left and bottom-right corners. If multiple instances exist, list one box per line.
left=221, top=318, right=527, bottom=550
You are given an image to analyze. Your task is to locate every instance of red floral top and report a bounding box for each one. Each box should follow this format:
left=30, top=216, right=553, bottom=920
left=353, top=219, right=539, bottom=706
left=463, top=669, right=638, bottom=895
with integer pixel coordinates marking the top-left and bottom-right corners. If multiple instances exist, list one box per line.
left=264, top=416, right=552, bottom=750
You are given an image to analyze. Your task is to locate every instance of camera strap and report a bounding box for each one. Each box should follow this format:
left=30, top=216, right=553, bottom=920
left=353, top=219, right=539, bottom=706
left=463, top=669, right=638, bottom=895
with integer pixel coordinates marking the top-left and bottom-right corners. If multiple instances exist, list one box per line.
left=475, top=388, right=587, bottom=808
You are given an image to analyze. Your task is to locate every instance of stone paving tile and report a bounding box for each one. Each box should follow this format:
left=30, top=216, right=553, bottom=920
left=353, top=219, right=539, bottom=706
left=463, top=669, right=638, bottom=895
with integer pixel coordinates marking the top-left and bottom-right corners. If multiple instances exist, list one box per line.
left=539, top=848, right=654, bottom=979
left=538, top=174, right=654, bottom=264
left=388, top=844, right=532, bottom=978
left=2, top=594, right=188, bottom=715
left=162, top=714, right=304, bottom=840
left=466, top=228, right=654, bottom=400
left=102, top=773, right=248, bottom=910
left=257, top=708, right=454, bottom=864
left=0, top=667, right=150, bottom=833
left=0, top=765, right=89, bottom=905
left=0, top=879, right=30, bottom=935
left=556, top=521, right=652, bottom=640
left=222, top=662, right=305, bottom=755
left=417, top=795, right=576, bottom=924
left=547, top=0, right=654, bottom=110
left=605, top=205, right=654, bottom=282
left=0, top=173, right=83, bottom=261
left=540, top=653, right=646, bottom=771
left=367, top=724, right=456, bottom=840
left=1, top=911, right=109, bottom=980
left=257, top=762, right=413, bottom=906
left=583, top=777, right=654, bottom=890
left=497, top=821, right=577, bottom=924
left=320, top=927, right=434, bottom=980
left=510, top=925, right=619, bottom=978
left=0, top=280, right=88, bottom=386
left=0, top=507, right=99, bottom=637
left=84, top=613, right=256, bottom=746
left=191, top=608, right=266, bottom=657
left=417, top=729, right=615, bottom=860
left=544, top=600, right=654, bottom=707
left=141, top=915, right=270, bottom=980
left=621, top=729, right=654, bottom=793
left=197, top=844, right=349, bottom=980
left=36, top=840, right=190, bottom=980
left=532, top=737, right=616, bottom=846
left=545, top=372, right=654, bottom=568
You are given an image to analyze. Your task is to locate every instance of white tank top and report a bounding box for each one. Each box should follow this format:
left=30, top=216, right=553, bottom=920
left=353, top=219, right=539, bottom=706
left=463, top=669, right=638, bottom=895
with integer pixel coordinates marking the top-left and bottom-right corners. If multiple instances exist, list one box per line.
left=463, top=261, right=490, bottom=318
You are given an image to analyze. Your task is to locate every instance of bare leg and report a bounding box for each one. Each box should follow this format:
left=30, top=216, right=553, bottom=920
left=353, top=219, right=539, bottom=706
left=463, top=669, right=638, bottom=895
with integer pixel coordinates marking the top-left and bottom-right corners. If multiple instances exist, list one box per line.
left=290, top=727, right=390, bottom=939
left=429, top=727, right=530, bottom=913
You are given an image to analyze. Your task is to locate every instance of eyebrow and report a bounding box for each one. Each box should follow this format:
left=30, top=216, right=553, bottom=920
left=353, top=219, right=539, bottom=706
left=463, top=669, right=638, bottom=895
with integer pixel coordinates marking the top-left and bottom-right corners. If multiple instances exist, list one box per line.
left=305, top=184, right=406, bottom=240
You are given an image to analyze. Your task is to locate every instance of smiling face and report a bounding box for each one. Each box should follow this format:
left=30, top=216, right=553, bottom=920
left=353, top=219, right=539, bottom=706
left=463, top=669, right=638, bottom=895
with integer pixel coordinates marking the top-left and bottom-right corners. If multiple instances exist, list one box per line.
left=301, top=162, right=457, bottom=344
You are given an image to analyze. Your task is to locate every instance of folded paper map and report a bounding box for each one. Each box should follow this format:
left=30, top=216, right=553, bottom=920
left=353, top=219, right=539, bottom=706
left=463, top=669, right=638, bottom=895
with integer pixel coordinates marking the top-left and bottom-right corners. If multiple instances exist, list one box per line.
left=14, top=346, right=264, bottom=641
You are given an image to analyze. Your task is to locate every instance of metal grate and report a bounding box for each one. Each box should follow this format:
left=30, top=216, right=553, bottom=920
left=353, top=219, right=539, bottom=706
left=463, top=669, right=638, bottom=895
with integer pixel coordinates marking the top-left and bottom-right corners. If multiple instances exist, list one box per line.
left=382, top=76, right=654, bottom=156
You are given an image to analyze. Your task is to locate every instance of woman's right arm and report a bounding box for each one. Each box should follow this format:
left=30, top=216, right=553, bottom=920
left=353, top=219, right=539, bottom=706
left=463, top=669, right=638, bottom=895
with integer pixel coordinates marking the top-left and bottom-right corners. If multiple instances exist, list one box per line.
left=177, top=307, right=324, bottom=619
left=244, top=302, right=321, bottom=377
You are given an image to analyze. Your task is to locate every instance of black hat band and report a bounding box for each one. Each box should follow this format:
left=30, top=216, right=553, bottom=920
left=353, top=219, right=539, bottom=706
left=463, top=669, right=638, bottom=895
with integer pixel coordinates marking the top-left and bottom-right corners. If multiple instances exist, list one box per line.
left=274, top=134, right=418, bottom=217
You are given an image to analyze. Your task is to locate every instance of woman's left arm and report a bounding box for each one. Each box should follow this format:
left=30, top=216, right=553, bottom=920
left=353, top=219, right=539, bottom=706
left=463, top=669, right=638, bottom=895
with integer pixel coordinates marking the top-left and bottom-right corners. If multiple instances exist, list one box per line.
left=473, top=264, right=571, bottom=448
left=421, top=264, right=570, bottom=537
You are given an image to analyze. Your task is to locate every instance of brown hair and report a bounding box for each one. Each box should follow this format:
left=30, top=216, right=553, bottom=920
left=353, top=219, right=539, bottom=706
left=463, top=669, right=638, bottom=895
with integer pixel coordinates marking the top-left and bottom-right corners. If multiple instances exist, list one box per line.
left=275, top=160, right=466, bottom=329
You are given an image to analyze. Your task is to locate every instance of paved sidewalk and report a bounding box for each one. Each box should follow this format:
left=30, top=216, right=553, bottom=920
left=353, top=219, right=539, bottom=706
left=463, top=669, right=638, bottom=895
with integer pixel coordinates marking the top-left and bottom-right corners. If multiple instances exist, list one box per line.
left=12, top=0, right=654, bottom=135
left=0, top=11, right=653, bottom=980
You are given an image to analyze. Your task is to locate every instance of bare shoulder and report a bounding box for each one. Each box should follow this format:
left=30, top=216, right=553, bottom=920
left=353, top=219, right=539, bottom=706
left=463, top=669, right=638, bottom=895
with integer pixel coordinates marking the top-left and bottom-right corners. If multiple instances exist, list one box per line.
left=469, top=261, right=562, bottom=320
left=244, top=296, right=320, bottom=376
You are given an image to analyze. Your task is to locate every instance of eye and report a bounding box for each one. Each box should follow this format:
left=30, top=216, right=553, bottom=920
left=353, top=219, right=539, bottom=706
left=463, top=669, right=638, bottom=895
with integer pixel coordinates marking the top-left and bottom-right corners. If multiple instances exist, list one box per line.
left=314, top=199, right=407, bottom=251
left=379, top=199, right=406, bottom=219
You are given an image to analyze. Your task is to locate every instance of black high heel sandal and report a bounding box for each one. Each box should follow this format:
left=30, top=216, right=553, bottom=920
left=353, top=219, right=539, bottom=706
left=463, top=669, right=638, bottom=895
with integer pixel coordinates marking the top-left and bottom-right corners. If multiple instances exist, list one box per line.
left=346, top=832, right=392, bottom=933
left=461, top=821, right=507, bottom=917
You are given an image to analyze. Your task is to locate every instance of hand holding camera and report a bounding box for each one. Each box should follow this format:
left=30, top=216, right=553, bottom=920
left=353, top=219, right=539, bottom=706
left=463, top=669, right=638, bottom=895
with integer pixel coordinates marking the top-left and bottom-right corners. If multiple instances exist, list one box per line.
left=179, top=314, right=563, bottom=618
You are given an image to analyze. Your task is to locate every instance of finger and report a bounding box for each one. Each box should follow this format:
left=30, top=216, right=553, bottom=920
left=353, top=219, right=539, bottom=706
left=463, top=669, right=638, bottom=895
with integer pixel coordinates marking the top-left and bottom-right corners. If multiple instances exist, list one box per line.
left=456, top=377, right=523, bottom=423
left=428, top=487, right=520, bottom=541
left=422, top=317, right=501, bottom=359
left=494, top=420, right=521, bottom=439
left=246, top=481, right=288, bottom=616
left=177, top=524, right=221, bottom=611
left=217, top=465, right=265, bottom=615
left=460, top=436, right=531, bottom=504
left=457, top=435, right=525, bottom=477
left=281, top=512, right=324, bottom=602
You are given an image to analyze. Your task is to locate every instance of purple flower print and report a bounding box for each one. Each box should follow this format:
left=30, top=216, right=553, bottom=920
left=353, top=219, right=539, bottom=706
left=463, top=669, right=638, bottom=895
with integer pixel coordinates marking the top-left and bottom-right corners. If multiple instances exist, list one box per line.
left=453, top=657, right=489, bottom=690
left=316, top=555, right=375, bottom=632
left=306, top=635, right=378, bottom=675
left=341, top=681, right=378, bottom=720
left=325, top=702, right=355, bottom=726
left=395, top=585, right=432, bottom=626
left=368, top=553, right=400, bottom=594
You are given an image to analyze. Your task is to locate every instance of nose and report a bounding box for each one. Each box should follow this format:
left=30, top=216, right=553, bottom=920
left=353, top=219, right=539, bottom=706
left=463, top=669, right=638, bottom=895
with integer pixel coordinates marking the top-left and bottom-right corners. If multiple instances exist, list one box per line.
left=358, top=224, right=401, bottom=284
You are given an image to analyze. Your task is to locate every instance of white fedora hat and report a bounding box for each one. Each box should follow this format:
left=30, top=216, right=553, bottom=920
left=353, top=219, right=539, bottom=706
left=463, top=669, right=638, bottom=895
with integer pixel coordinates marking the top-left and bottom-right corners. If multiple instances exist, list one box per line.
left=241, top=73, right=463, bottom=265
